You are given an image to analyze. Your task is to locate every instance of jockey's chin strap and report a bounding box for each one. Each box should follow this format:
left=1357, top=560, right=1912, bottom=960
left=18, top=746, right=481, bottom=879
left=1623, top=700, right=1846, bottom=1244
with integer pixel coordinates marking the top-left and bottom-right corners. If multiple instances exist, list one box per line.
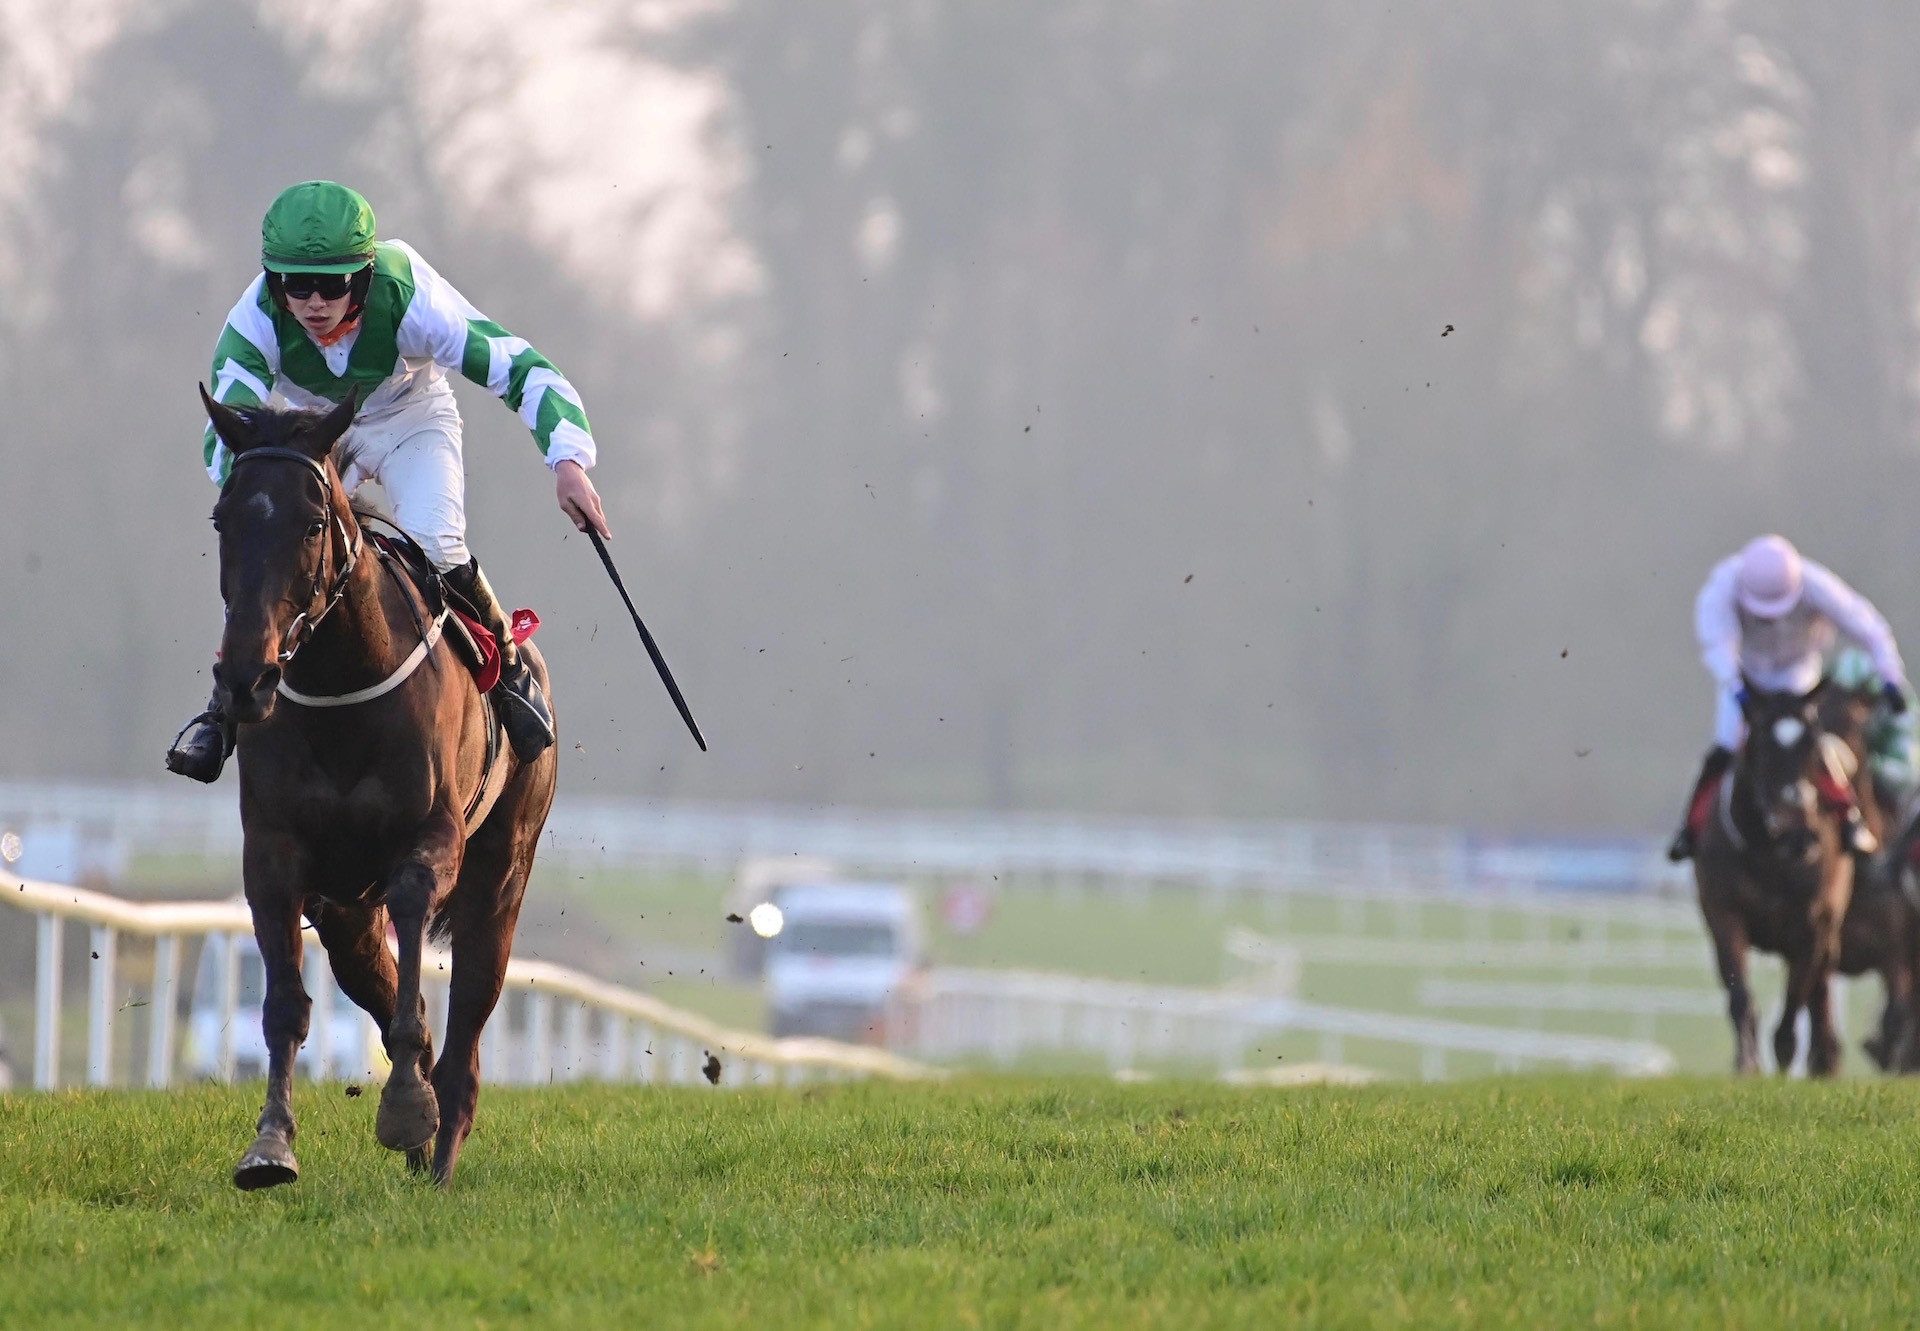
left=226, top=446, right=360, bottom=666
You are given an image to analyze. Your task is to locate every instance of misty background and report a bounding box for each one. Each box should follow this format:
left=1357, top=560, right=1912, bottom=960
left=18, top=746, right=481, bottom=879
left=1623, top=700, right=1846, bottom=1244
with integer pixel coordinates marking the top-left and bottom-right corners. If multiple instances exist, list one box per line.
left=5, top=0, right=1920, bottom=836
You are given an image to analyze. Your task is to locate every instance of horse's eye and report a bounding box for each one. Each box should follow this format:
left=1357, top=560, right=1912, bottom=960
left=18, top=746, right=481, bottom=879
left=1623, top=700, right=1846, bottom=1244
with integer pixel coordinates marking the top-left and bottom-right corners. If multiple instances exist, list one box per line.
left=306, top=520, right=326, bottom=540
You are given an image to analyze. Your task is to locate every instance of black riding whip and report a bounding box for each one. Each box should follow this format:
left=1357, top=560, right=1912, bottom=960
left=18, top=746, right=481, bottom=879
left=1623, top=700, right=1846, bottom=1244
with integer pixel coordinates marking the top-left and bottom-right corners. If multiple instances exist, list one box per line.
left=585, top=529, right=707, bottom=752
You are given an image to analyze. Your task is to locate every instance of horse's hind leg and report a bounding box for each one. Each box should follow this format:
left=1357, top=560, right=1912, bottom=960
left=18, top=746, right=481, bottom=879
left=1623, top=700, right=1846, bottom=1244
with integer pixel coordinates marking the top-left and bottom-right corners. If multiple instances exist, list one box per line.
left=1871, top=959, right=1910, bottom=1072
left=376, top=812, right=463, bottom=1155
left=427, top=779, right=546, bottom=1186
left=234, top=841, right=311, bottom=1190
left=311, top=901, right=435, bottom=1171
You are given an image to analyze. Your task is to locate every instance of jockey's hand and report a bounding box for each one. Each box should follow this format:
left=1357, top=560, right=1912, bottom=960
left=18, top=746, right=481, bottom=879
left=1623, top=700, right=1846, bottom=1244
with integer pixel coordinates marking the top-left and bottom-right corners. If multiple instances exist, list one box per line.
left=1883, top=681, right=1909, bottom=715
left=555, top=460, right=611, bottom=539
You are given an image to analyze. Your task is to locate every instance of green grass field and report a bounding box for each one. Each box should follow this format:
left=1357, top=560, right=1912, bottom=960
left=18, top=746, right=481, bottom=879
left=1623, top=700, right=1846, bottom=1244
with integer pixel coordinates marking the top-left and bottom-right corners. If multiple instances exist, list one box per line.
left=5, top=1077, right=1920, bottom=1328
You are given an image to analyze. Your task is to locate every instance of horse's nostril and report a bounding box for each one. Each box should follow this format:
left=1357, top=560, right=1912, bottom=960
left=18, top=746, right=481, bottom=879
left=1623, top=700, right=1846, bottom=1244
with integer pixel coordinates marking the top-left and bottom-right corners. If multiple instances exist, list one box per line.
left=214, top=660, right=281, bottom=712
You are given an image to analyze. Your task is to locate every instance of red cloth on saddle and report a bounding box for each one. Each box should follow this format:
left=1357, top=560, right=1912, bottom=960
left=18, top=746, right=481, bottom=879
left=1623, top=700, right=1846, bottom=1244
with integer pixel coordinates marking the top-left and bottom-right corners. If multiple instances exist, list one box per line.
left=452, top=607, right=540, bottom=694
left=1812, top=769, right=1856, bottom=812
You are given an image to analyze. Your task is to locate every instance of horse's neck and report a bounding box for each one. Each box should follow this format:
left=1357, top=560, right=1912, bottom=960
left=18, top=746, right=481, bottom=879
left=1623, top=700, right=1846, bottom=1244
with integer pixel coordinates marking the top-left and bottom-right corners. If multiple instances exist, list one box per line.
left=280, top=506, right=411, bottom=694
left=1725, top=761, right=1769, bottom=842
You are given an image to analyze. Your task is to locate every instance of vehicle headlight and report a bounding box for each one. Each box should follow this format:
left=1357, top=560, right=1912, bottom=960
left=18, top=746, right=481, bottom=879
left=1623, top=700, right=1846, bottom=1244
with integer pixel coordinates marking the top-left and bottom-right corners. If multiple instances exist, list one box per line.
left=749, top=902, right=784, bottom=939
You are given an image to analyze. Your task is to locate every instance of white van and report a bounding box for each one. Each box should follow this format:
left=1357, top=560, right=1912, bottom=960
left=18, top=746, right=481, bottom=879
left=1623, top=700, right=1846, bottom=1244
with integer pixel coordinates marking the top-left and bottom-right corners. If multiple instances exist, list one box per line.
left=764, top=882, right=922, bottom=1042
left=183, top=935, right=385, bottom=1081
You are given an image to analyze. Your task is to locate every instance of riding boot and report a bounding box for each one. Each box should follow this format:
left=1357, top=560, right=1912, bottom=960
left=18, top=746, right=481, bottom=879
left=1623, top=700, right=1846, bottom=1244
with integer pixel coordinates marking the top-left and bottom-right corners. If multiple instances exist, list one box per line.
left=444, top=557, right=554, bottom=762
left=1668, top=745, right=1735, bottom=862
left=164, top=688, right=235, bottom=783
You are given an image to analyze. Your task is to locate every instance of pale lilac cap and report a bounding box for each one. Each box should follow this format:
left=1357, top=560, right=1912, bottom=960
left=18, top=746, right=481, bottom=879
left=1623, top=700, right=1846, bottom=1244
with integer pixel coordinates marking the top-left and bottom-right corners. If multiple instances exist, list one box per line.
left=1735, top=534, right=1804, bottom=620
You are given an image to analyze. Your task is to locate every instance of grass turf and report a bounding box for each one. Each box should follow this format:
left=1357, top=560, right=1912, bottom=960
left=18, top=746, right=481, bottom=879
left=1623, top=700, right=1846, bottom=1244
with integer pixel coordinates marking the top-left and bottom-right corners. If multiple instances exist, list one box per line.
left=3, top=1077, right=1920, bottom=1327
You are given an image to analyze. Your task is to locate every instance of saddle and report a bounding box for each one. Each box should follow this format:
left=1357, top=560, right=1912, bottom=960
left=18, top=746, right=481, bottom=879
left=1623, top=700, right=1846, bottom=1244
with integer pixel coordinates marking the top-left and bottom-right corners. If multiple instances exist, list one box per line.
left=353, top=513, right=489, bottom=676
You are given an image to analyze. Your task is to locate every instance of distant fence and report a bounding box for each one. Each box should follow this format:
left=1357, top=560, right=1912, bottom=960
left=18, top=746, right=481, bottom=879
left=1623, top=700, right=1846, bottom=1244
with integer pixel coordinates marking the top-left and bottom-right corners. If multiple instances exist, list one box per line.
left=895, top=967, right=1676, bottom=1081
left=0, top=780, right=1678, bottom=898
left=4, top=878, right=934, bottom=1092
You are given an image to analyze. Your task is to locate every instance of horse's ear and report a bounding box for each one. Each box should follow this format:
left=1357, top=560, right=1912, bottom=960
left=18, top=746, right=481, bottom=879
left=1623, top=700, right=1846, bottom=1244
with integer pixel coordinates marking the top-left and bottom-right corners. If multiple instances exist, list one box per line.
left=198, top=383, right=256, bottom=452
left=298, top=387, right=358, bottom=460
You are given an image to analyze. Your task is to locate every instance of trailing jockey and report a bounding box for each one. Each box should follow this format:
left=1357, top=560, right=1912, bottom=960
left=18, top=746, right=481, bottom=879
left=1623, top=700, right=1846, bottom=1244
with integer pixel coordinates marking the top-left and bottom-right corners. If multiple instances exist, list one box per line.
left=166, top=180, right=610, bottom=781
left=1668, top=534, right=1910, bottom=862
left=1831, top=644, right=1920, bottom=814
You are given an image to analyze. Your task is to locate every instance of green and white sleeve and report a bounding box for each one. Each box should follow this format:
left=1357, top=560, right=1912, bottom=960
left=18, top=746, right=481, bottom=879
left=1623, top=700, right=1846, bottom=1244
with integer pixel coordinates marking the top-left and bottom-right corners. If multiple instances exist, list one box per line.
left=202, top=277, right=281, bottom=483
left=392, top=240, right=597, bottom=470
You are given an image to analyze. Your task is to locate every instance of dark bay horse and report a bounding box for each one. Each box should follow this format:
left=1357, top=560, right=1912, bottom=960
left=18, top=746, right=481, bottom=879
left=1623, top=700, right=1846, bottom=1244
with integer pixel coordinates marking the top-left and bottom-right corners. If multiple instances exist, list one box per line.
left=199, top=387, right=557, bottom=1187
left=1694, top=678, right=1855, bottom=1075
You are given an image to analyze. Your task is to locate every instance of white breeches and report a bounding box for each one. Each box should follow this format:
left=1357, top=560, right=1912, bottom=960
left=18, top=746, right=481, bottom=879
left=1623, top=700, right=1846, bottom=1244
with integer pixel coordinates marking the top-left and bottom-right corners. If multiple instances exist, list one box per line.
left=1712, top=686, right=1744, bottom=751
left=336, top=389, right=470, bottom=572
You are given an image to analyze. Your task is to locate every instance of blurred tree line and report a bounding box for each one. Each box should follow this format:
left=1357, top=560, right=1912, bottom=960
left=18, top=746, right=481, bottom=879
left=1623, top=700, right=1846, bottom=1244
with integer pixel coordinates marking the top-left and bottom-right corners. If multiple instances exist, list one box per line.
left=6, top=0, right=1920, bottom=833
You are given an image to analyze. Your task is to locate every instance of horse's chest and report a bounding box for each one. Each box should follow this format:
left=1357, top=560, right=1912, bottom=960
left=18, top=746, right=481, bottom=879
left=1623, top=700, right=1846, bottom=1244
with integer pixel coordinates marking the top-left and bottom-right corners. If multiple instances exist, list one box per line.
left=305, top=777, right=429, bottom=837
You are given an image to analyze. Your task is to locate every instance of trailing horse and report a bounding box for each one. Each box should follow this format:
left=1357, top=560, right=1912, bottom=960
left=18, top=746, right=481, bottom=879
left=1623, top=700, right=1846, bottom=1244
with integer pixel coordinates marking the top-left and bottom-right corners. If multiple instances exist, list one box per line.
left=1694, top=678, right=1857, bottom=1076
left=1817, top=678, right=1919, bottom=1070
left=199, top=387, right=557, bottom=1187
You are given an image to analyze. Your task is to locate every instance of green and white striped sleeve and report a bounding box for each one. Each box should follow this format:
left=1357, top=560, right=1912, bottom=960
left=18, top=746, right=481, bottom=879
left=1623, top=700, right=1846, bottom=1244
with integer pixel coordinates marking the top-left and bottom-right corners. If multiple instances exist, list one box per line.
left=202, top=276, right=281, bottom=483
left=392, top=240, right=596, bottom=470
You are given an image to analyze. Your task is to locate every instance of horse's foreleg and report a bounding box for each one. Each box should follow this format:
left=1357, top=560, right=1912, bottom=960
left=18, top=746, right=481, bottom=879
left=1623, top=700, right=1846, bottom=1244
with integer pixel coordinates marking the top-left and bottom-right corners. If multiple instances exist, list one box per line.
left=1776, top=952, right=1823, bottom=1075
left=376, top=813, right=462, bottom=1154
left=234, top=842, right=311, bottom=1190
left=1807, top=964, right=1843, bottom=1077
left=1804, top=875, right=1852, bottom=1078
left=1706, top=909, right=1759, bottom=1074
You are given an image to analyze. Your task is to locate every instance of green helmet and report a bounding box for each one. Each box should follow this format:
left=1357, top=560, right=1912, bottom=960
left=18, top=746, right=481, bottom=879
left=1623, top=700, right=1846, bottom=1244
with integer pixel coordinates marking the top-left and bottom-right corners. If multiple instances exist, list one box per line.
left=261, top=181, right=376, bottom=273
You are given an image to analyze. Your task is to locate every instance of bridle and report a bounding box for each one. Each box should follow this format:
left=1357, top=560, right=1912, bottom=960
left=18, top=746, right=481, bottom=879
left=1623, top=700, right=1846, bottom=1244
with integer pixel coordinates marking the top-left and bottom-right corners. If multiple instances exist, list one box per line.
left=224, top=446, right=361, bottom=666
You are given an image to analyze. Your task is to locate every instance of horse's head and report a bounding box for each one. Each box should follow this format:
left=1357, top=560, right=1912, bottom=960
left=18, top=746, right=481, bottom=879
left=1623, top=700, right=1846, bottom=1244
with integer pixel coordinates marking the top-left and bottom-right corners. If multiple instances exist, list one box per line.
left=1738, top=676, right=1833, bottom=862
left=201, top=385, right=358, bottom=725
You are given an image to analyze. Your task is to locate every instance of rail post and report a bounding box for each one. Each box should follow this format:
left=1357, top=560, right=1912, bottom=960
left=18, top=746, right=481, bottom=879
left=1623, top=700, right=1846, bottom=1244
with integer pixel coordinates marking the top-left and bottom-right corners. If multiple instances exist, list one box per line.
left=147, top=934, right=180, bottom=1088
left=34, top=913, right=61, bottom=1089
left=86, top=924, right=115, bottom=1086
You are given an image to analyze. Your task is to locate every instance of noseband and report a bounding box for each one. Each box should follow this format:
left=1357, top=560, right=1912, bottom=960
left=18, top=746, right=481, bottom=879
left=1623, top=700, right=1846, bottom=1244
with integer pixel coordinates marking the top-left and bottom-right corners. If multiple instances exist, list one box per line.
left=225, top=446, right=360, bottom=665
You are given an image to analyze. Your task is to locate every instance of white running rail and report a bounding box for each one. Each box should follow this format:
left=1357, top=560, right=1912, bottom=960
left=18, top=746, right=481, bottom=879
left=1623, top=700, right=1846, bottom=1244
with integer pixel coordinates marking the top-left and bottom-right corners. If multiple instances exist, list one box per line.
left=896, top=967, right=1676, bottom=1081
left=4, top=877, right=935, bottom=1092
left=1224, top=927, right=1706, bottom=974
left=1417, top=978, right=1726, bottom=1017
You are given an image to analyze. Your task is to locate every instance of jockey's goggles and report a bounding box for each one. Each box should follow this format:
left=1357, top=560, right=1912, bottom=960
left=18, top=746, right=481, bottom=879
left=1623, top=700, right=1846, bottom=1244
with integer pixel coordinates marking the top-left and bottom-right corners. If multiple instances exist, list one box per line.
left=277, top=269, right=360, bottom=301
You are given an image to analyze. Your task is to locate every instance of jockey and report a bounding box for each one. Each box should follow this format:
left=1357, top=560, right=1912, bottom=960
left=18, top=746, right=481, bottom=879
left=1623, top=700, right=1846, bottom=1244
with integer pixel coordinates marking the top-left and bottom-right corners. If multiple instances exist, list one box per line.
left=166, top=180, right=609, bottom=781
left=1831, top=645, right=1920, bottom=807
left=1667, top=534, right=1910, bottom=861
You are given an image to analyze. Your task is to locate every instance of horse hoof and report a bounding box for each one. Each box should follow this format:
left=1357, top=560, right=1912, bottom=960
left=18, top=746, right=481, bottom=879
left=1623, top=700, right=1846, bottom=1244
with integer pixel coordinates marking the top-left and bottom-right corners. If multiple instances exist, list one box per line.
left=233, top=1139, right=300, bottom=1191
left=376, top=1080, right=440, bottom=1152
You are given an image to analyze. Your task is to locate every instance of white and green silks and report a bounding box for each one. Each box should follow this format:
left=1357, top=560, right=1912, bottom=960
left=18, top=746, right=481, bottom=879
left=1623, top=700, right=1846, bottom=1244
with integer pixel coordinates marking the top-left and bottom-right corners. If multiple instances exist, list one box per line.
left=201, top=240, right=594, bottom=483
